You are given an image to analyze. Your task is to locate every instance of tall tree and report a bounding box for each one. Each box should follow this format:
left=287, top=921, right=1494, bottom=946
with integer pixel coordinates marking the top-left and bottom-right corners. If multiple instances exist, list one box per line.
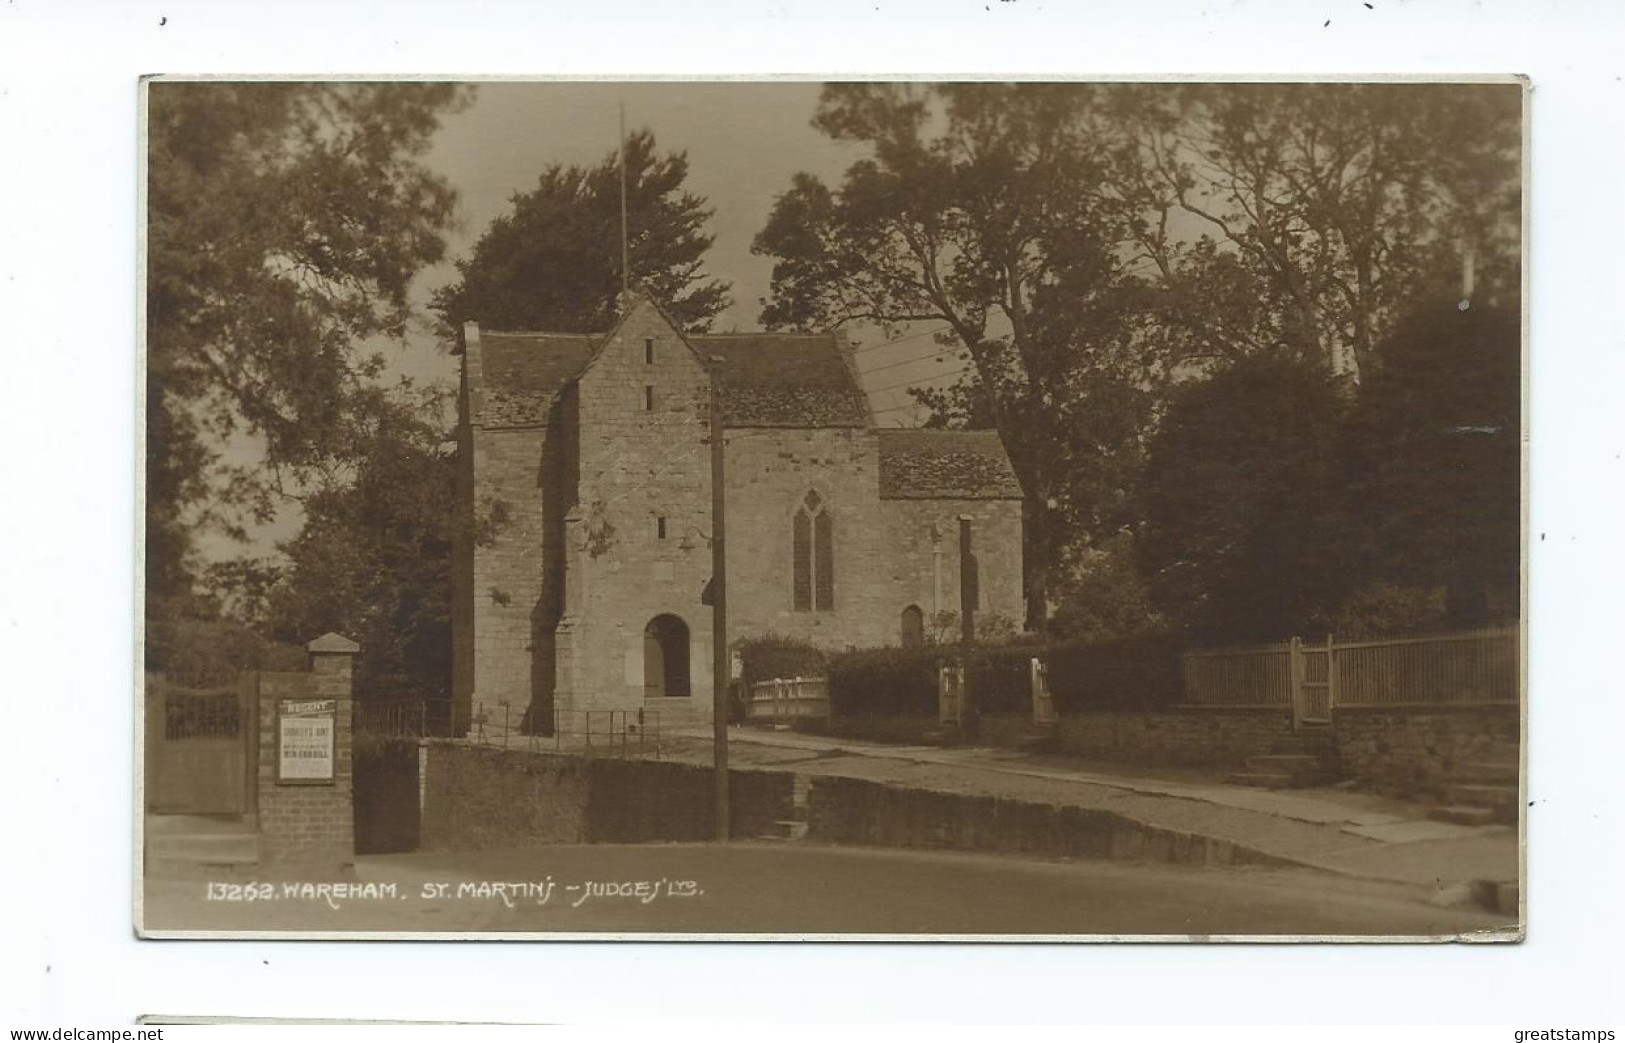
left=1347, top=300, right=1521, bottom=627
left=258, top=390, right=499, bottom=702
left=1136, top=354, right=1359, bottom=644
left=1103, top=82, right=1522, bottom=376
left=433, top=129, right=731, bottom=334
left=754, top=83, right=1147, bottom=629
left=146, top=82, right=470, bottom=607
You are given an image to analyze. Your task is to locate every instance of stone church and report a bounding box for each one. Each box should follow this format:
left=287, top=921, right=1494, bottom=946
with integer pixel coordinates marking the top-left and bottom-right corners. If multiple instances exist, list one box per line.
left=452, top=292, right=1025, bottom=731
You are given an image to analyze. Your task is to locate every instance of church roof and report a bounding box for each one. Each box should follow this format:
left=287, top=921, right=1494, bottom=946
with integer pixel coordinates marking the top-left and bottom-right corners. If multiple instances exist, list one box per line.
left=477, top=332, right=599, bottom=427
left=876, top=428, right=1025, bottom=500
left=469, top=327, right=869, bottom=429
left=701, top=334, right=870, bottom=428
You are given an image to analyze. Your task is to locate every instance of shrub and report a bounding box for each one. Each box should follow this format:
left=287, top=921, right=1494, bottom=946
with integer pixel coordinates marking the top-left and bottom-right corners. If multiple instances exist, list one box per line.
left=827, top=639, right=1047, bottom=718
left=146, top=615, right=307, bottom=688
left=1045, top=634, right=1184, bottom=713
left=827, top=633, right=1185, bottom=720
left=826, top=646, right=939, bottom=717
left=733, top=632, right=825, bottom=687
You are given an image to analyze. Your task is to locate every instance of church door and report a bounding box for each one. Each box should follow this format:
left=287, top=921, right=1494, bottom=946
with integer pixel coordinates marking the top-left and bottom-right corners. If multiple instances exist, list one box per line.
left=901, top=605, right=925, bottom=649
left=643, top=615, right=692, bottom=698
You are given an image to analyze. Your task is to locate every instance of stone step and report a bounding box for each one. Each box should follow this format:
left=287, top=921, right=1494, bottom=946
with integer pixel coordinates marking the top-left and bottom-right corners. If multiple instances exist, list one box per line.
left=1223, top=771, right=1300, bottom=789
left=1453, top=758, right=1520, bottom=784
left=1428, top=805, right=1498, bottom=827
left=1446, top=782, right=1519, bottom=810
left=758, top=819, right=809, bottom=841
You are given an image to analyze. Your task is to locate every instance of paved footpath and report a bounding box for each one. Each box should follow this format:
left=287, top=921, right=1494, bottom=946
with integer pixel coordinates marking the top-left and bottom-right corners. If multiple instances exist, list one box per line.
left=658, top=725, right=1520, bottom=898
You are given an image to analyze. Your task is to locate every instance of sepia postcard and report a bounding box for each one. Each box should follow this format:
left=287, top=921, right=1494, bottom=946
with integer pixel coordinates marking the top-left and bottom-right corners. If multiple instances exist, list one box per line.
left=137, top=77, right=1526, bottom=940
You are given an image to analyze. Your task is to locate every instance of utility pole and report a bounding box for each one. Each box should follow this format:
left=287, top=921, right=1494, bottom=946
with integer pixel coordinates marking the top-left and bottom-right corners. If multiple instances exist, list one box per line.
left=709, top=358, right=730, bottom=841
left=958, top=516, right=976, bottom=738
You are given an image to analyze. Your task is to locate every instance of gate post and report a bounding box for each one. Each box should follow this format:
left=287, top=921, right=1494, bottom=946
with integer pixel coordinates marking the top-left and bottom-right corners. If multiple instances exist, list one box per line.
left=1288, top=635, right=1305, bottom=732
left=255, top=632, right=359, bottom=873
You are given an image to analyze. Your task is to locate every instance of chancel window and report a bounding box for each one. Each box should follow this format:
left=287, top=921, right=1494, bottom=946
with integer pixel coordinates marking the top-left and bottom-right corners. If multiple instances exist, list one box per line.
left=792, top=490, right=834, bottom=612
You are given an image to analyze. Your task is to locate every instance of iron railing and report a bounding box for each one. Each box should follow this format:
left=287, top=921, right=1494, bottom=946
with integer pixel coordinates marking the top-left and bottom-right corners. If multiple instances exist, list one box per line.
left=352, top=698, right=663, bottom=758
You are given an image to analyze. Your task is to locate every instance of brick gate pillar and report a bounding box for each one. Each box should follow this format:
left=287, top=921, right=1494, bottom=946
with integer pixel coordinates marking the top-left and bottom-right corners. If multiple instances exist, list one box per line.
left=256, top=632, right=359, bottom=873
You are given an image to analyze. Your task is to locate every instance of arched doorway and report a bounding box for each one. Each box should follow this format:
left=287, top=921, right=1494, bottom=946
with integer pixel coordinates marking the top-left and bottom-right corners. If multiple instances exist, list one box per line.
left=643, top=614, right=691, bottom=698
left=901, top=604, right=925, bottom=649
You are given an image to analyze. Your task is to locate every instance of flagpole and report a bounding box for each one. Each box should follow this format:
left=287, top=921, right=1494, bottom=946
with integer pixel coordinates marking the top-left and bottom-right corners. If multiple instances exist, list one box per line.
left=619, top=101, right=629, bottom=300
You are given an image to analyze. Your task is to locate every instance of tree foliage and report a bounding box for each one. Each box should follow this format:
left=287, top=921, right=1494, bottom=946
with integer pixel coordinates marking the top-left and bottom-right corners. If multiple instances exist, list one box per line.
left=146, top=82, right=470, bottom=603
left=753, top=83, right=1149, bottom=628
left=433, top=129, right=731, bottom=335
left=1104, top=82, right=1522, bottom=374
left=1136, top=354, right=1358, bottom=644
left=756, top=82, right=1522, bottom=640
left=1347, top=301, right=1522, bottom=626
left=258, top=393, right=489, bottom=700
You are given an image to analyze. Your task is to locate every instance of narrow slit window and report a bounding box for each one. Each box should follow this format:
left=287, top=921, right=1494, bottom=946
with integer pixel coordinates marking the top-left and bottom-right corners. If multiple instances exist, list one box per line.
left=644, top=338, right=655, bottom=364
left=643, top=385, right=655, bottom=411
left=657, top=516, right=667, bottom=540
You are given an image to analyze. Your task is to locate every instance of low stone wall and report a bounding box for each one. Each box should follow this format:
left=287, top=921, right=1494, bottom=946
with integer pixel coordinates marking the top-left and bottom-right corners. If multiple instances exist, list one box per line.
left=418, top=743, right=795, bottom=851
left=802, top=708, right=1293, bottom=769
left=1052, top=709, right=1294, bottom=768
left=807, top=776, right=1292, bottom=868
left=1334, top=704, right=1520, bottom=800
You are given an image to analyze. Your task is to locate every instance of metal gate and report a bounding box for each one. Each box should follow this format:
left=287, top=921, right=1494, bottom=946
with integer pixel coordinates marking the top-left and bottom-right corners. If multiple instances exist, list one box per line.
left=144, top=673, right=256, bottom=815
left=1288, top=635, right=1336, bottom=728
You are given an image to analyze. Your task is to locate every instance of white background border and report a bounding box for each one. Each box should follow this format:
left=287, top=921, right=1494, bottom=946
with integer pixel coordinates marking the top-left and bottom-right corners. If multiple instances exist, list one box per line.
left=2, top=0, right=1620, bottom=1024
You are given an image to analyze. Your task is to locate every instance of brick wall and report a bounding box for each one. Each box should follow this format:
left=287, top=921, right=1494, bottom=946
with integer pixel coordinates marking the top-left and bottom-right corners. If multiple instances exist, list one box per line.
left=1334, top=704, right=1520, bottom=800
left=418, top=743, right=795, bottom=850
left=254, top=648, right=355, bottom=868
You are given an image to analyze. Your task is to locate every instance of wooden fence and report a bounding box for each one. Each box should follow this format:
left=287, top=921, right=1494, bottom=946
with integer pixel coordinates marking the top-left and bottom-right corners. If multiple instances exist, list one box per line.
left=1180, top=627, right=1520, bottom=720
left=747, top=677, right=830, bottom=725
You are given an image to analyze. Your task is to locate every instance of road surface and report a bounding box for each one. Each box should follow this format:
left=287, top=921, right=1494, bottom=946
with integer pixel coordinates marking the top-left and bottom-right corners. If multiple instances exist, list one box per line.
left=141, top=841, right=1512, bottom=938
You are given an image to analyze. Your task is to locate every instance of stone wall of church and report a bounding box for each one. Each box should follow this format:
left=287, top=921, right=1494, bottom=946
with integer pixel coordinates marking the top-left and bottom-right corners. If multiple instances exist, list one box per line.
left=722, top=426, right=894, bottom=652
left=558, top=303, right=717, bottom=724
left=880, top=498, right=1026, bottom=639
left=466, top=425, right=550, bottom=723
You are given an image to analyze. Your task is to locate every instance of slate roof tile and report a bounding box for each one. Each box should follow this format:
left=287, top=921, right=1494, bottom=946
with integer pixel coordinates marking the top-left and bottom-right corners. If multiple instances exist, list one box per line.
left=876, top=428, right=1024, bottom=500
left=470, top=329, right=868, bottom=429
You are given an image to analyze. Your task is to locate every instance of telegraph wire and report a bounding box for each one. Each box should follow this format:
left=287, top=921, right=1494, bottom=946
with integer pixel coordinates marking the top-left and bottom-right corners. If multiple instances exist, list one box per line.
left=858, top=347, right=969, bottom=378
left=865, top=362, right=975, bottom=397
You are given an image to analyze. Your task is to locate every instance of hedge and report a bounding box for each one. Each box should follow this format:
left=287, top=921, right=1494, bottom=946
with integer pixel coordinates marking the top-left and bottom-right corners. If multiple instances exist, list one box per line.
left=733, top=633, right=826, bottom=688
left=825, top=634, right=1185, bottom=718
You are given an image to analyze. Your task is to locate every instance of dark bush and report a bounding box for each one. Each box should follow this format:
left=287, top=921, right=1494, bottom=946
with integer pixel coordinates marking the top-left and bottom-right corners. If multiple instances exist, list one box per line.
left=826, top=633, right=1184, bottom=720
left=1046, top=633, right=1184, bottom=713
left=146, top=615, right=307, bottom=688
left=827, top=639, right=1046, bottom=718
left=827, top=646, right=938, bottom=716
left=962, top=642, right=1046, bottom=715
left=734, top=632, right=826, bottom=687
